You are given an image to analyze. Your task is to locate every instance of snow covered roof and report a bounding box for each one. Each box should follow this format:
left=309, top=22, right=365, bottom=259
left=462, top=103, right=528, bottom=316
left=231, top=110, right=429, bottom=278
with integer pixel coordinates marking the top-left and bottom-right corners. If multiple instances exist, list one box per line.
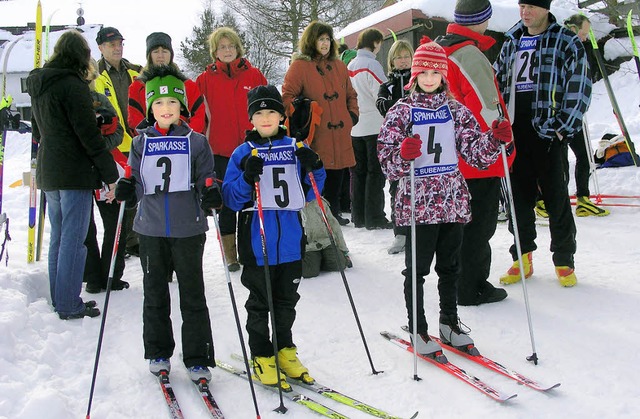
left=336, top=0, right=616, bottom=42
left=1, top=25, right=103, bottom=73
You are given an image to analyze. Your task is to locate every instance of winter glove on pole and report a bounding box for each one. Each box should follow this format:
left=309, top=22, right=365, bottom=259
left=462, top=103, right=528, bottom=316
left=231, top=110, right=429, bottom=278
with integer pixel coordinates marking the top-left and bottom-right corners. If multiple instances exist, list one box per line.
left=491, top=119, right=513, bottom=144
left=295, top=146, right=323, bottom=171
left=115, top=176, right=137, bottom=208
left=242, top=154, right=264, bottom=184
left=201, top=182, right=223, bottom=215
left=400, top=134, right=422, bottom=160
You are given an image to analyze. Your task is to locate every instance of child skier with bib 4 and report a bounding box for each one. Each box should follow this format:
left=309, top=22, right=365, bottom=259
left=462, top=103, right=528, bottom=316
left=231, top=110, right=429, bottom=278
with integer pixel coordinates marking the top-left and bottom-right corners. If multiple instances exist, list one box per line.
left=377, top=38, right=512, bottom=356
left=222, top=85, right=326, bottom=389
left=115, top=65, right=222, bottom=382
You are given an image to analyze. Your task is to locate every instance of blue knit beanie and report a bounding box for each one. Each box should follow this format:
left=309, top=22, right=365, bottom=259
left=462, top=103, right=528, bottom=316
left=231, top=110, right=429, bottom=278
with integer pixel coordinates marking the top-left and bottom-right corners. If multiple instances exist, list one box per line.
left=454, top=0, right=493, bottom=26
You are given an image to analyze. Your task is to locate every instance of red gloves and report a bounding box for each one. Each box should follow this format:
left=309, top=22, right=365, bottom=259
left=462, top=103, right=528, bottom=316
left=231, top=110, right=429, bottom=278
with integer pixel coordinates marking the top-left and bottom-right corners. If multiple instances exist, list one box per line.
left=400, top=134, right=422, bottom=160
left=491, top=119, right=513, bottom=144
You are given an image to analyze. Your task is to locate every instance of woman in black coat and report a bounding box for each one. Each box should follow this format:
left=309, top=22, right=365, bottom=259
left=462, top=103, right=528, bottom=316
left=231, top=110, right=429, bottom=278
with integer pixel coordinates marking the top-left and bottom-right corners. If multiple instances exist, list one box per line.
left=26, top=30, right=119, bottom=320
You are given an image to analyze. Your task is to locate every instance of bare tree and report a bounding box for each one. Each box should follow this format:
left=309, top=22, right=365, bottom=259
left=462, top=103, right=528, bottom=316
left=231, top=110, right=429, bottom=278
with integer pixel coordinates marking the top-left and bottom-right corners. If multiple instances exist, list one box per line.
left=227, top=0, right=384, bottom=60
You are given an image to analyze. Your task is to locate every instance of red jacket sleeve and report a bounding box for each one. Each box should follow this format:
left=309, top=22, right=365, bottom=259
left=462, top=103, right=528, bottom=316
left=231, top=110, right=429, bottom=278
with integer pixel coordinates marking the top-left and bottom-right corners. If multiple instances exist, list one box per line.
left=127, top=80, right=146, bottom=135
left=185, top=79, right=206, bottom=135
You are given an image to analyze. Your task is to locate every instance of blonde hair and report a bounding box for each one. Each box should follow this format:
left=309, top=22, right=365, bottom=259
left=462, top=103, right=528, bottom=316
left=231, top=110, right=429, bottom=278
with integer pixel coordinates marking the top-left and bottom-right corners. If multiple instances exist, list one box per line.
left=208, top=27, right=245, bottom=60
left=87, top=57, right=100, bottom=90
left=387, top=39, right=413, bottom=71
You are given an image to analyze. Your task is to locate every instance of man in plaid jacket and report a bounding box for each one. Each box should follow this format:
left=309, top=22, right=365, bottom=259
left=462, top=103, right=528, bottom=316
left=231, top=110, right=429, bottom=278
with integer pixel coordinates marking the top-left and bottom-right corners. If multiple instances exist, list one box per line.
left=493, top=0, right=591, bottom=288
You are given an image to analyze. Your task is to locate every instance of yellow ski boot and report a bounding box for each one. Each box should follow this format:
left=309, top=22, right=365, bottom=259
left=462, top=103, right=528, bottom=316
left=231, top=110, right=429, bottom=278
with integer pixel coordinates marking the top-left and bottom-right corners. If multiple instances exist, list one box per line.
left=535, top=200, right=549, bottom=218
left=555, top=266, right=577, bottom=287
left=500, top=252, right=533, bottom=285
left=575, top=196, right=610, bottom=217
left=252, top=356, right=291, bottom=391
left=278, top=347, right=315, bottom=384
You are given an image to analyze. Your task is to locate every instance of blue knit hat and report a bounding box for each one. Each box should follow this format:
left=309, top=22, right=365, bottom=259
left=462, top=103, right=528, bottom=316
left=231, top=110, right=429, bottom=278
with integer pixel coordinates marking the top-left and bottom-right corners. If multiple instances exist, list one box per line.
left=454, top=0, right=493, bottom=26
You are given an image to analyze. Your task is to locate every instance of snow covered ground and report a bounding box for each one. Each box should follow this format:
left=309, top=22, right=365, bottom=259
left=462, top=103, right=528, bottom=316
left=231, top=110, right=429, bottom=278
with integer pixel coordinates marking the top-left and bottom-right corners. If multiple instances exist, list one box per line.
left=2, top=58, right=639, bottom=418
left=2, top=0, right=640, bottom=418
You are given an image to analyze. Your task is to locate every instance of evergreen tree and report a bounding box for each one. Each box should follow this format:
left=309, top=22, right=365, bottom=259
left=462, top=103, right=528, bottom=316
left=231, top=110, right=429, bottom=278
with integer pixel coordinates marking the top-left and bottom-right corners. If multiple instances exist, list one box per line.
left=178, top=2, right=217, bottom=78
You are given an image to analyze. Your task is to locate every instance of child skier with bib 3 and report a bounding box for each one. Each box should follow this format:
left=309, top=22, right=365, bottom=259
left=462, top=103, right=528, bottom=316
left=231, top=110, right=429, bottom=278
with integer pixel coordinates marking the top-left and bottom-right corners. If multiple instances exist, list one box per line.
left=222, top=85, right=326, bottom=389
left=377, top=38, right=512, bottom=356
left=114, top=65, right=222, bottom=383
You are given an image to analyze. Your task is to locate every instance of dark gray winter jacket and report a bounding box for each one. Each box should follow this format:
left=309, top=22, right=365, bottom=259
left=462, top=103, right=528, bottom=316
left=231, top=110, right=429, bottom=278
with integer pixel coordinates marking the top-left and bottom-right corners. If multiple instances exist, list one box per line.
left=26, top=67, right=119, bottom=190
left=128, top=123, right=216, bottom=238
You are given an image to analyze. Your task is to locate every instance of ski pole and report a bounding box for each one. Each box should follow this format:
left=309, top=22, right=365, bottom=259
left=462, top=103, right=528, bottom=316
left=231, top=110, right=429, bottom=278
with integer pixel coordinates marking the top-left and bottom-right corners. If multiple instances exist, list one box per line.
left=496, top=108, right=539, bottom=365
left=86, top=165, right=130, bottom=418
left=295, top=142, right=382, bottom=375
left=409, top=159, right=419, bottom=381
left=206, top=178, right=261, bottom=419
left=251, top=149, right=287, bottom=414
left=582, top=116, right=602, bottom=203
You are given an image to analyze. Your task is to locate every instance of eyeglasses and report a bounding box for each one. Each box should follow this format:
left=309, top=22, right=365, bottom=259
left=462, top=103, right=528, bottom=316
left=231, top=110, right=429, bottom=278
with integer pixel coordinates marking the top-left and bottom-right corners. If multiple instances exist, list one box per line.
left=393, top=55, right=412, bottom=60
left=217, top=44, right=237, bottom=51
left=318, top=36, right=332, bottom=43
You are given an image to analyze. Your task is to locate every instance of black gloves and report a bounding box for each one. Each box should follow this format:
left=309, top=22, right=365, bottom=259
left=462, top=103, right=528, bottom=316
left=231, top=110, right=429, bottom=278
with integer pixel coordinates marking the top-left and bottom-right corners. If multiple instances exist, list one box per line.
left=242, top=155, right=264, bottom=184
left=295, top=146, right=323, bottom=170
left=115, top=176, right=137, bottom=207
left=201, top=185, right=223, bottom=215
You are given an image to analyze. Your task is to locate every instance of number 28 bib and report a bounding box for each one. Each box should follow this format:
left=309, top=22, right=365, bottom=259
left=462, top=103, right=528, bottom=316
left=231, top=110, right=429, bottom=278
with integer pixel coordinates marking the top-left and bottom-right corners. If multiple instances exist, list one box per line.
left=140, top=135, right=192, bottom=195
left=411, top=105, right=457, bottom=177
left=249, top=140, right=305, bottom=211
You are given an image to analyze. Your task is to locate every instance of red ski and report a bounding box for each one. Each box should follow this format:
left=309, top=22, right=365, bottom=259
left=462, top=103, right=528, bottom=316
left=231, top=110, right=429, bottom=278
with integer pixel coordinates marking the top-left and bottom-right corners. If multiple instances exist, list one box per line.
left=381, top=331, right=517, bottom=403
left=429, top=335, right=560, bottom=392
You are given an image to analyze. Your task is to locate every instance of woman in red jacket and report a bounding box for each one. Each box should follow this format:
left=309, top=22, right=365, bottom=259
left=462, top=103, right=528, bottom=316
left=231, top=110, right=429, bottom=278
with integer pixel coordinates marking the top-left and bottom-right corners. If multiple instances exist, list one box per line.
left=196, top=27, right=267, bottom=271
left=128, top=32, right=206, bottom=135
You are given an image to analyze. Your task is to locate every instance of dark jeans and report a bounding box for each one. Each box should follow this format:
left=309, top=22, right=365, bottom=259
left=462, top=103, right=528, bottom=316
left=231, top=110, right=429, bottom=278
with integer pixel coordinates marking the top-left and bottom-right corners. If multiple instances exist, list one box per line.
left=214, top=155, right=238, bottom=235
left=569, top=130, right=591, bottom=197
left=458, top=178, right=500, bottom=303
left=84, top=199, right=126, bottom=288
left=140, top=233, right=215, bottom=368
left=351, top=135, right=387, bottom=227
left=509, top=121, right=576, bottom=268
left=241, top=262, right=302, bottom=357
left=323, top=169, right=346, bottom=219
left=403, top=223, right=463, bottom=334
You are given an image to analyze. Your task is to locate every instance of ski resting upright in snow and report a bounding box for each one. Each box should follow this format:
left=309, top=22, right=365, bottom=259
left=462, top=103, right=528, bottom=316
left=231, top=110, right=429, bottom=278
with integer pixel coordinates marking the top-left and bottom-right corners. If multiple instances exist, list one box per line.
left=229, top=353, right=417, bottom=419
left=380, top=331, right=517, bottom=402
left=398, top=326, right=560, bottom=392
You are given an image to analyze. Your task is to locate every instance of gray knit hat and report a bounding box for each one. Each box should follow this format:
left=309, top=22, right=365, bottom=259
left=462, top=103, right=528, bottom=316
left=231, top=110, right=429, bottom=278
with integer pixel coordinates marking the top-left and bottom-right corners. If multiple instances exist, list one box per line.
left=454, top=0, right=493, bottom=25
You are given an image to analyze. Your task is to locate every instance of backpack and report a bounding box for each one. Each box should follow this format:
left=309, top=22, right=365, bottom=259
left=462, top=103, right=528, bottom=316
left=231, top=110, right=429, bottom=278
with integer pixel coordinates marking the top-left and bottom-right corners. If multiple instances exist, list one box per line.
left=594, top=133, right=639, bottom=168
left=285, top=96, right=323, bottom=145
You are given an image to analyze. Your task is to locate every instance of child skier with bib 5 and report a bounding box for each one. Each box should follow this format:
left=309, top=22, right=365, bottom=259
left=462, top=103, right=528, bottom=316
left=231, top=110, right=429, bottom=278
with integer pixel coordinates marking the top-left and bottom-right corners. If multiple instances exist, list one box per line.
left=377, top=38, right=513, bottom=356
left=222, top=85, right=326, bottom=389
left=115, top=65, right=222, bottom=382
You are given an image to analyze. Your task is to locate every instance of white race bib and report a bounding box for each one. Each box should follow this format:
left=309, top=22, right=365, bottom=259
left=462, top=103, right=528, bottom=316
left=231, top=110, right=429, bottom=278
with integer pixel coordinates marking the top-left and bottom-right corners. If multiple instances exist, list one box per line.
left=250, top=140, right=305, bottom=211
left=140, top=135, right=192, bottom=195
left=411, top=105, right=457, bottom=177
left=515, top=35, right=540, bottom=93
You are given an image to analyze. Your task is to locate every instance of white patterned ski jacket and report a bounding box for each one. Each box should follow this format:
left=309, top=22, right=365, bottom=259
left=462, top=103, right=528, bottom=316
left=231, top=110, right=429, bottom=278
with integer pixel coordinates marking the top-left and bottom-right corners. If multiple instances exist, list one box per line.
left=377, top=91, right=501, bottom=226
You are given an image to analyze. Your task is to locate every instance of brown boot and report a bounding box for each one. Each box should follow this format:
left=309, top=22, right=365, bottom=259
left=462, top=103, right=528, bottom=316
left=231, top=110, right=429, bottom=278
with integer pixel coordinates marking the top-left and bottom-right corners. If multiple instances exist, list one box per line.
left=221, top=234, right=240, bottom=272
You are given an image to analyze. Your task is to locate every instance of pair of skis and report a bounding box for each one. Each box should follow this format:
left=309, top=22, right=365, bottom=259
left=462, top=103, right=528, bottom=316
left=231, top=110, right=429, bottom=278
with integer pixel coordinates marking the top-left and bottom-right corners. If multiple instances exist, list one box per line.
left=156, top=370, right=224, bottom=419
left=217, top=358, right=415, bottom=419
left=381, top=329, right=560, bottom=403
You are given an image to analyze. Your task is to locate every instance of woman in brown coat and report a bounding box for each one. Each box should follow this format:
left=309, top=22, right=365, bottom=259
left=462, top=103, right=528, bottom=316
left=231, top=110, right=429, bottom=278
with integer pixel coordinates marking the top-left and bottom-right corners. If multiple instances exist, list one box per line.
left=282, top=21, right=359, bottom=225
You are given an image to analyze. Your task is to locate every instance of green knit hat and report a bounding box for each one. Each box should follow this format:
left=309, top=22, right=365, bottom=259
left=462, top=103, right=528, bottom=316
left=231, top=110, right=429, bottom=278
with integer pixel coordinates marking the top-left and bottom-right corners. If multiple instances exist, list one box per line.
left=143, top=66, right=189, bottom=122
